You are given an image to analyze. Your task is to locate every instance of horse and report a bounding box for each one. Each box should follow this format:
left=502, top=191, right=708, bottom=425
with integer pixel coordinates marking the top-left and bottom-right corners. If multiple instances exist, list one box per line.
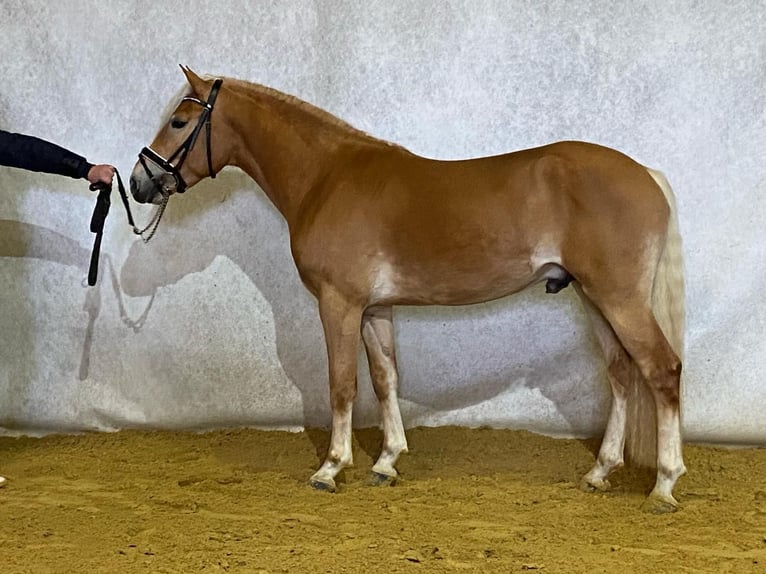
left=130, top=67, right=686, bottom=513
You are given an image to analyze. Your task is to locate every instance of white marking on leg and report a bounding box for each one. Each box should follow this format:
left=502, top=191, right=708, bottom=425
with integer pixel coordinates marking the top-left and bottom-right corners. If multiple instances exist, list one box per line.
left=575, top=285, right=630, bottom=491
left=372, top=384, right=408, bottom=478
left=583, top=390, right=626, bottom=489
left=310, top=405, right=353, bottom=488
left=362, top=310, right=408, bottom=479
left=650, top=405, right=686, bottom=504
left=0, top=475, right=6, bottom=488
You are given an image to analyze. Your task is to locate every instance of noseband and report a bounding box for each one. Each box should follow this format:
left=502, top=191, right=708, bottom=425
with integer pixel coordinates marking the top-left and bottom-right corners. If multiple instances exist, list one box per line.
left=138, top=78, right=223, bottom=195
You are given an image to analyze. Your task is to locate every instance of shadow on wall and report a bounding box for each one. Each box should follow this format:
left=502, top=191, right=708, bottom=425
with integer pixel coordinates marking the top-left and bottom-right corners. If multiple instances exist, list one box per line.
left=0, top=216, right=110, bottom=422
left=0, top=103, right=42, bottom=425
left=119, top=168, right=608, bottom=436
left=0, top=174, right=95, bottom=425
left=121, top=170, right=329, bottom=426
left=0, top=154, right=127, bottom=428
left=0, top=213, right=39, bottom=428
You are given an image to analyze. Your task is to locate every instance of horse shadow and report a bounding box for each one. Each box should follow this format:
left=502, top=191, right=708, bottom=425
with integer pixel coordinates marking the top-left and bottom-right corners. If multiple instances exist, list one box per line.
left=119, top=168, right=609, bottom=464
left=0, top=211, right=105, bottom=429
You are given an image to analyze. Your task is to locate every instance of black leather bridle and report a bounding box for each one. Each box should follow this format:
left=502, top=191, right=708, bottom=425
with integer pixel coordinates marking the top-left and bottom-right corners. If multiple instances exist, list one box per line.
left=138, top=78, right=223, bottom=195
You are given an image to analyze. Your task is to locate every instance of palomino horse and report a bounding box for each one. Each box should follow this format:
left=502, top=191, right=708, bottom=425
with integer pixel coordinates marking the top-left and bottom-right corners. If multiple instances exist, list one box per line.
left=130, top=68, right=685, bottom=513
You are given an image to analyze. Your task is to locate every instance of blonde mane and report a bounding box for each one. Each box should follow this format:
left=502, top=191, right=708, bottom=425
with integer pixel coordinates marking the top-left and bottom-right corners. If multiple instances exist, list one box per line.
left=224, top=78, right=402, bottom=149
left=160, top=75, right=401, bottom=150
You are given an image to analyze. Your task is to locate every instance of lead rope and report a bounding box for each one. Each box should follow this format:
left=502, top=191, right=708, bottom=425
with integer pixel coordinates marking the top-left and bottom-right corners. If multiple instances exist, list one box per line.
left=87, top=168, right=168, bottom=286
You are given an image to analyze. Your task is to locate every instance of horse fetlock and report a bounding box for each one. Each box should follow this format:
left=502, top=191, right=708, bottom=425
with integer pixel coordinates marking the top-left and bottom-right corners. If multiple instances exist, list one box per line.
left=581, top=456, right=621, bottom=491
left=382, top=439, right=408, bottom=458
left=665, top=463, right=686, bottom=480
left=309, top=461, right=341, bottom=492
left=372, top=447, right=401, bottom=478
left=658, top=461, right=686, bottom=485
left=371, top=457, right=399, bottom=476
left=597, top=455, right=624, bottom=474
left=310, top=450, right=351, bottom=492
left=327, top=448, right=353, bottom=468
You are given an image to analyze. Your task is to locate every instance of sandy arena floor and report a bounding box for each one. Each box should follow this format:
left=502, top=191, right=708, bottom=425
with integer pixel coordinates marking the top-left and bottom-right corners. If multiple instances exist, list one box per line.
left=0, top=426, right=764, bottom=573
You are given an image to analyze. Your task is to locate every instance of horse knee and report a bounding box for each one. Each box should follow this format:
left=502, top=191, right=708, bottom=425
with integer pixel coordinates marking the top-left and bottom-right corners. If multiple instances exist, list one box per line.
left=330, top=378, right=358, bottom=410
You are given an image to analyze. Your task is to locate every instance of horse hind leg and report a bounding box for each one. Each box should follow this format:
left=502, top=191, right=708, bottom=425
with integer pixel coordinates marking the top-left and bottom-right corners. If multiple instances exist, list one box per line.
left=588, top=293, right=686, bottom=513
left=361, top=306, right=408, bottom=485
left=574, top=285, right=641, bottom=493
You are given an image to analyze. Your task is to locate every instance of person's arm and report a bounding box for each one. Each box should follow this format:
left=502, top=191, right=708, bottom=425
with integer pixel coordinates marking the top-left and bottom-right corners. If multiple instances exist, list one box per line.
left=0, top=129, right=95, bottom=179
left=0, top=130, right=115, bottom=186
left=0, top=130, right=116, bottom=186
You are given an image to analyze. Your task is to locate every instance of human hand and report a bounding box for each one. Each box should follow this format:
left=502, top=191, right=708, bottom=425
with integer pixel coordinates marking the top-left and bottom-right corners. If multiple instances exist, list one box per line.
left=87, top=164, right=116, bottom=186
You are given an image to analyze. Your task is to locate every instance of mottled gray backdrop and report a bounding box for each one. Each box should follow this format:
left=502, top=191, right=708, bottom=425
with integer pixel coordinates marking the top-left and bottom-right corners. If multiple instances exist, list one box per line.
left=1, top=1, right=764, bottom=443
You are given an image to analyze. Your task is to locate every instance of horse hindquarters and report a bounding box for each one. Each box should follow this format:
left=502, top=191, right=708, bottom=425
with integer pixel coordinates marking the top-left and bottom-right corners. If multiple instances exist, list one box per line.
left=575, top=168, right=685, bottom=512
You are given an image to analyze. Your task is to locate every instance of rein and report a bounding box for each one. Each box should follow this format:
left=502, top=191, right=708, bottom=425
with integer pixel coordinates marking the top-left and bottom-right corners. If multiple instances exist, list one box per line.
left=87, top=170, right=167, bottom=286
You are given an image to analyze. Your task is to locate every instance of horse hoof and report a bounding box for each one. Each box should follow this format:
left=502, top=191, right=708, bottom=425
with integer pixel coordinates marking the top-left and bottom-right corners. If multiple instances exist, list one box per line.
left=367, top=471, right=397, bottom=487
left=641, top=495, right=679, bottom=515
left=579, top=477, right=611, bottom=493
left=309, top=477, right=336, bottom=493
left=0, top=476, right=6, bottom=488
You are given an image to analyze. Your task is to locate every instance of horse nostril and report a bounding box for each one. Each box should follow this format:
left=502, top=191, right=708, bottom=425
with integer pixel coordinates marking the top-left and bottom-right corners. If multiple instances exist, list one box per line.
left=129, top=177, right=139, bottom=197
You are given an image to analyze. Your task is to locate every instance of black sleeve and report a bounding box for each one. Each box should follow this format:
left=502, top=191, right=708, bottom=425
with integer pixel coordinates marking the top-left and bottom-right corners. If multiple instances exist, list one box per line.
left=0, top=129, right=94, bottom=180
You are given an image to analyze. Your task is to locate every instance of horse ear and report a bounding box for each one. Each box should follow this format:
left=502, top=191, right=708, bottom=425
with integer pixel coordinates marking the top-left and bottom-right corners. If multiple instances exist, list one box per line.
left=179, top=65, right=209, bottom=96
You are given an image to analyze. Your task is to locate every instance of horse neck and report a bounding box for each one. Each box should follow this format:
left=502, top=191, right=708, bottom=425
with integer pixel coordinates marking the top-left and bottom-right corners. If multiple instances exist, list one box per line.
left=225, top=87, right=363, bottom=228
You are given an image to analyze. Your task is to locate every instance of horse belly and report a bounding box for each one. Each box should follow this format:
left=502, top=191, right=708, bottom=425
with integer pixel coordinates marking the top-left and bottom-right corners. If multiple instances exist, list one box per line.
left=369, top=247, right=558, bottom=306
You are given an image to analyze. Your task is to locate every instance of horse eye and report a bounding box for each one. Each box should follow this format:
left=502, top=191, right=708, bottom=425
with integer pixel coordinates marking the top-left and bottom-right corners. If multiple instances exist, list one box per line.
left=170, top=119, right=188, bottom=129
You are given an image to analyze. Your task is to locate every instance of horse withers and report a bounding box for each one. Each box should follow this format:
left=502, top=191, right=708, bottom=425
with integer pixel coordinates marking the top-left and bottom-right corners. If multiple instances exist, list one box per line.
left=130, top=67, right=685, bottom=513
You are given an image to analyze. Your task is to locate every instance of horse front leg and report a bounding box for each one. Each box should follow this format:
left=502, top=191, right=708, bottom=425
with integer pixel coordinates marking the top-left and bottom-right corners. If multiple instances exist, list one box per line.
left=309, top=288, right=364, bottom=492
left=361, top=306, right=408, bottom=486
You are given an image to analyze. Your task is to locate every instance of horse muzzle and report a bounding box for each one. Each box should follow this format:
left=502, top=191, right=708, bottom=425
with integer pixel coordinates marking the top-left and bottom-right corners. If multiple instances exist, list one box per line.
left=129, top=172, right=169, bottom=205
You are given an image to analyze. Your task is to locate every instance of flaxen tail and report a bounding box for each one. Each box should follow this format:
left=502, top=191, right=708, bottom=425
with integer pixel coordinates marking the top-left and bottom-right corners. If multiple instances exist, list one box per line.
left=625, top=168, right=685, bottom=468
left=647, top=169, right=685, bottom=358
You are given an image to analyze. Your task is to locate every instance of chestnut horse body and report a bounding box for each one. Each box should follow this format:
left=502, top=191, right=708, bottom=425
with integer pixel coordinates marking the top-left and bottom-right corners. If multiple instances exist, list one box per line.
left=131, top=68, right=686, bottom=513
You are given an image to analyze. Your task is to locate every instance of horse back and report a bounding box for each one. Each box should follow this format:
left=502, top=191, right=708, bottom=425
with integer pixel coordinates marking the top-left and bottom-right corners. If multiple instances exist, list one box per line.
left=291, top=140, right=670, bottom=305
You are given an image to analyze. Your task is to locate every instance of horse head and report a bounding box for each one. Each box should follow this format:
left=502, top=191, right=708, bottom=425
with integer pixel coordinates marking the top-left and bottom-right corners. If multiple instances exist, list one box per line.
left=130, top=67, right=232, bottom=205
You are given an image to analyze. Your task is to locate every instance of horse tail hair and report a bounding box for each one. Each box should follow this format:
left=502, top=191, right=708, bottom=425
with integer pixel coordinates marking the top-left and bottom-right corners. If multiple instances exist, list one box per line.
left=625, top=168, right=685, bottom=468
left=648, top=168, right=685, bottom=359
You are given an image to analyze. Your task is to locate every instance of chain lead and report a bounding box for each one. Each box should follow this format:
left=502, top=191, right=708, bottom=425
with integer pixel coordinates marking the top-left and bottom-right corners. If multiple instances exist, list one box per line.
left=132, top=194, right=168, bottom=243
